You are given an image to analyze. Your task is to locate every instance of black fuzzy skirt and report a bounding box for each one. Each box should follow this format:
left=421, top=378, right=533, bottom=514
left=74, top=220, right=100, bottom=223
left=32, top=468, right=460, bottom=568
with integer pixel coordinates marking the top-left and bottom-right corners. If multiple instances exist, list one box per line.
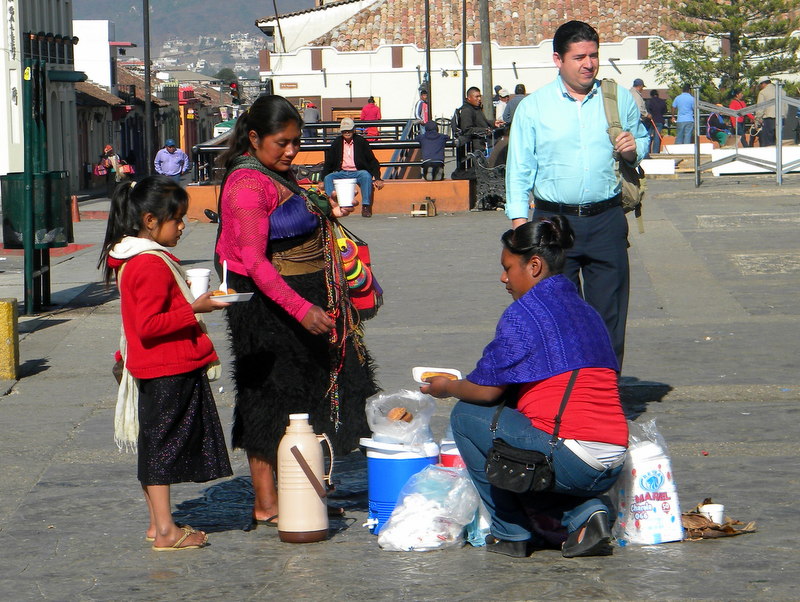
left=226, top=270, right=379, bottom=459
left=137, top=369, right=233, bottom=486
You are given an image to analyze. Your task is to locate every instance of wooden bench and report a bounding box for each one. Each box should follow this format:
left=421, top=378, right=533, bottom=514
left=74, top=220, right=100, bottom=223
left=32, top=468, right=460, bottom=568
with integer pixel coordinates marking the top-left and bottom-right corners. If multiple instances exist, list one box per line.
left=185, top=178, right=472, bottom=222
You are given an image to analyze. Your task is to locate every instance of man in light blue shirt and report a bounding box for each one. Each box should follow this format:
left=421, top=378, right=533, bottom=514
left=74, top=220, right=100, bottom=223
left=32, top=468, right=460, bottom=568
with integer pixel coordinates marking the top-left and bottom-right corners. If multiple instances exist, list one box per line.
left=505, top=20, right=648, bottom=368
left=671, top=85, right=695, bottom=144
left=154, top=139, right=189, bottom=182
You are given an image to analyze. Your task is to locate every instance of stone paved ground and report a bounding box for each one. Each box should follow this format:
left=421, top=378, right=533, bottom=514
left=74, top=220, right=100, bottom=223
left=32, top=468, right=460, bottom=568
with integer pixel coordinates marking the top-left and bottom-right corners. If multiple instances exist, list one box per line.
left=0, top=175, right=798, bottom=600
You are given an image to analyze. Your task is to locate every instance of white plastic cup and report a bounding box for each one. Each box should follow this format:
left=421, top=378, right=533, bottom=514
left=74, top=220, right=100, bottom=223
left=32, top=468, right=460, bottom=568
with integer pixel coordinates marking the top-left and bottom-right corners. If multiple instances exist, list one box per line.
left=699, top=503, right=725, bottom=524
left=333, top=178, right=357, bottom=207
left=186, top=268, right=211, bottom=299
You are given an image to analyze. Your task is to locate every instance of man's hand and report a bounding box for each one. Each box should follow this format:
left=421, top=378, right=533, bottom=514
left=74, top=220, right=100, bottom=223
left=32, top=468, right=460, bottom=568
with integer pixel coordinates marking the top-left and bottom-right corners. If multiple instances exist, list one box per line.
left=614, top=131, right=637, bottom=163
left=373, top=178, right=384, bottom=190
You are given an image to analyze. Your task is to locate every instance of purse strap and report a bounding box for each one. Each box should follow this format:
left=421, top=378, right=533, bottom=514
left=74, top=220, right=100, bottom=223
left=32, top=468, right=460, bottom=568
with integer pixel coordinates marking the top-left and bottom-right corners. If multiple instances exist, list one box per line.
left=489, top=369, right=580, bottom=454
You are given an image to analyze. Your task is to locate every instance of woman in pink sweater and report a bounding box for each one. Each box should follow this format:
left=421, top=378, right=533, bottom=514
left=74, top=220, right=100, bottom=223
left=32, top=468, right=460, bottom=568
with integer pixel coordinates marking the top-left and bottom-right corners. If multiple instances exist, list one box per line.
left=215, top=95, right=379, bottom=528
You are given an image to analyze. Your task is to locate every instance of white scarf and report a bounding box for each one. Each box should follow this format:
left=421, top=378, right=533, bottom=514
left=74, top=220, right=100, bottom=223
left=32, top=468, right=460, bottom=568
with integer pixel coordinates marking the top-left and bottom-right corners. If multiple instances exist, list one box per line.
left=112, top=237, right=219, bottom=452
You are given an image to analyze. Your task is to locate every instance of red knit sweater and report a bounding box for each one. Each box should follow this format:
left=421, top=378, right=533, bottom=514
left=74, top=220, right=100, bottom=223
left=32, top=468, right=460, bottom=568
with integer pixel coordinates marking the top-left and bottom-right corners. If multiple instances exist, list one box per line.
left=109, top=252, right=217, bottom=379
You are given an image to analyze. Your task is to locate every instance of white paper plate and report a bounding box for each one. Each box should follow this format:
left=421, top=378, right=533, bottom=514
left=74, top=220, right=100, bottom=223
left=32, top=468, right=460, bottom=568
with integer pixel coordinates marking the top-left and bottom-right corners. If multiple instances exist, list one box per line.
left=211, top=292, right=254, bottom=303
left=412, top=366, right=462, bottom=385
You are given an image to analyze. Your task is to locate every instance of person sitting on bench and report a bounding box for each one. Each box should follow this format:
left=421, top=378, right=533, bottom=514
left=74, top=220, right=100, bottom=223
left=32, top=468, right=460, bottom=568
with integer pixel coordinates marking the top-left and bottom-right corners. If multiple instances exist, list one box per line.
left=417, top=121, right=448, bottom=181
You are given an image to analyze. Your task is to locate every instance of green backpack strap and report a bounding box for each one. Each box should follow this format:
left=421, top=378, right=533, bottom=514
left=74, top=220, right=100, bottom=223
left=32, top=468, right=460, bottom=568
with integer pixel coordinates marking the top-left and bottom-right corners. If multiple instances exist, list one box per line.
left=600, top=79, right=623, bottom=149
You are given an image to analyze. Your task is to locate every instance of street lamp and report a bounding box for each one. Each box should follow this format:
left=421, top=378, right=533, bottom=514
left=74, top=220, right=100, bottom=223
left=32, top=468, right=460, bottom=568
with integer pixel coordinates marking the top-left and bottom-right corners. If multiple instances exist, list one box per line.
left=143, top=0, right=153, bottom=175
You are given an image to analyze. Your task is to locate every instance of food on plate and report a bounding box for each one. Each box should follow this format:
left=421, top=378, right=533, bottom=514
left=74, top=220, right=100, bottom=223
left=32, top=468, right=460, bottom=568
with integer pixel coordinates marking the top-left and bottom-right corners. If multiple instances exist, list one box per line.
left=421, top=371, right=458, bottom=382
left=212, top=288, right=237, bottom=296
left=387, top=407, right=413, bottom=422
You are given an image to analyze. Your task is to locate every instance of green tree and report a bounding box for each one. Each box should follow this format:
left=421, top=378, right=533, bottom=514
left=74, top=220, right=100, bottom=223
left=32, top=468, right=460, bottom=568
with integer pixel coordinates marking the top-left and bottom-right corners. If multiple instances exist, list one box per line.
left=646, top=0, right=800, bottom=100
left=214, top=68, right=238, bottom=85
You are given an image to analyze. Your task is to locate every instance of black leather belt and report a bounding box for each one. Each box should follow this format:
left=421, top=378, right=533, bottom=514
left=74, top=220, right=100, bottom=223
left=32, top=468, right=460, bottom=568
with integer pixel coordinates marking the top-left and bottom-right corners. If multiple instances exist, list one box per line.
left=533, top=195, right=621, bottom=217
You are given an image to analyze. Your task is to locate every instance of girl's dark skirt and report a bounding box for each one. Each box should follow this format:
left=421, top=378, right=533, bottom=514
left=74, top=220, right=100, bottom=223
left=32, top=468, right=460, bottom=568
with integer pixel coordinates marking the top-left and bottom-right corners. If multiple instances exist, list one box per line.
left=137, top=369, right=233, bottom=486
left=226, top=270, right=379, bottom=459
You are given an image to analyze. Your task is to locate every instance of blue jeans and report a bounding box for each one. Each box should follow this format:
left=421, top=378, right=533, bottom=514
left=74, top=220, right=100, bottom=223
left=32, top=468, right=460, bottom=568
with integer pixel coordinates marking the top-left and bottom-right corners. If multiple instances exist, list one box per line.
left=650, top=123, right=663, bottom=154
left=323, top=170, right=374, bottom=205
left=675, top=121, right=693, bottom=144
left=450, top=401, right=623, bottom=542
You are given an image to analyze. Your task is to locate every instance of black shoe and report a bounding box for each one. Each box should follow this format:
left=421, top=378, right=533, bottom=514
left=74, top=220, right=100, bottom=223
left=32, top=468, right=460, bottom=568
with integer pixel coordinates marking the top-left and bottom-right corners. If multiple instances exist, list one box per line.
left=361, top=205, right=372, bottom=217
left=484, top=534, right=531, bottom=558
left=561, top=510, right=613, bottom=558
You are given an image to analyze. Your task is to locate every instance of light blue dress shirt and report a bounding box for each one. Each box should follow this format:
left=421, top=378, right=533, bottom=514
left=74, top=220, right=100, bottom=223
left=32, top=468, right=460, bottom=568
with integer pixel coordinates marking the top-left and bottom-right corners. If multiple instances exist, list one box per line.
left=505, top=76, right=649, bottom=220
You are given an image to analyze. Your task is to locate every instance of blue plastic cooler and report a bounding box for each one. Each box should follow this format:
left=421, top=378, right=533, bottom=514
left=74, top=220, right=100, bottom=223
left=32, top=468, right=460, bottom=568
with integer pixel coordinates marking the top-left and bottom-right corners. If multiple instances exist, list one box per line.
left=360, top=438, right=439, bottom=534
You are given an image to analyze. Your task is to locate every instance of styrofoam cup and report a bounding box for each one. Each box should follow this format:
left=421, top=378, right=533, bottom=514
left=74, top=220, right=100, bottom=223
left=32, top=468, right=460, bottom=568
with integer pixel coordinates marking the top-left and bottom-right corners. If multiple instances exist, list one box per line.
left=333, top=178, right=357, bottom=207
left=186, top=268, right=211, bottom=299
left=699, top=503, right=725, bottom=524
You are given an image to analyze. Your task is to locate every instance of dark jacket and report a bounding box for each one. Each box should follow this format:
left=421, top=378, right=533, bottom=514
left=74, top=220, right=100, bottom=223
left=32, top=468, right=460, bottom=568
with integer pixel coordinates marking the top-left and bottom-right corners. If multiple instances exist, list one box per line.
left=645, top=96, right=667, bottom=126
left=322, top=134, right=381, bottom=179
left=458, top=102, right=492, bottom=138
left=416, top=127, right=448, bottom=163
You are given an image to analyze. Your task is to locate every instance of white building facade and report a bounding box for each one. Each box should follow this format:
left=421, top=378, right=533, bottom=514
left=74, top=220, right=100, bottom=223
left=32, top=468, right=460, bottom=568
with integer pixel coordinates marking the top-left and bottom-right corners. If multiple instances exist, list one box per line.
left=1, top=0, right=82, bottom=191
left=259, top=37, right=653, bottom=120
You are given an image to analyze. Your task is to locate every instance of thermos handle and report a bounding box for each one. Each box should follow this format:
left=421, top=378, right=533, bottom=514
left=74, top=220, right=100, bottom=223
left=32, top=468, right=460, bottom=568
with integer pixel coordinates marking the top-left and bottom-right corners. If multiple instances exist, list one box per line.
left=318, top=433, right=334, bottom=488
left=289, top=446, right=327, bottom=499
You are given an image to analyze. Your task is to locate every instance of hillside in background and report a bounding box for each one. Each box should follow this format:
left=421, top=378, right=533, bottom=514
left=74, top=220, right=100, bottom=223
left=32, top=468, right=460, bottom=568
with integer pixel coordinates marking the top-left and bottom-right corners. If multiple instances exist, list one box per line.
left=72, top=0, right=315, bottom=50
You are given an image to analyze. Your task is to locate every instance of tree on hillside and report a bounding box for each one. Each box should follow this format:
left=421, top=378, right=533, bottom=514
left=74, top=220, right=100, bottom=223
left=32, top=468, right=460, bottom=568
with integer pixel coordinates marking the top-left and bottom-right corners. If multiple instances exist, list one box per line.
left=646, top=0, right=800, bottom=99
left=215, top=68, right=238, bottom=84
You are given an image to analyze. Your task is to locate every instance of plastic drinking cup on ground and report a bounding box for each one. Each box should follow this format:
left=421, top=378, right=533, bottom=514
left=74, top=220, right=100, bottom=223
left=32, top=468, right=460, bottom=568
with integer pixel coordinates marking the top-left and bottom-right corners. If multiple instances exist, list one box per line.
left=333, top=179, right=357, bottom=207
left=699, top=503, right=725, bottom=524
left=186, top=268, right=211, bottom=299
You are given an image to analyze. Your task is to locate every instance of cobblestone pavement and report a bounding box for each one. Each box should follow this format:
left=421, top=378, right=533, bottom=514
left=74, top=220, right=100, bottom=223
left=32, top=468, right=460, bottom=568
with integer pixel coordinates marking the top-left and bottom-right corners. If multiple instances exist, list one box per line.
left=0, top=175, right=798, bottom=600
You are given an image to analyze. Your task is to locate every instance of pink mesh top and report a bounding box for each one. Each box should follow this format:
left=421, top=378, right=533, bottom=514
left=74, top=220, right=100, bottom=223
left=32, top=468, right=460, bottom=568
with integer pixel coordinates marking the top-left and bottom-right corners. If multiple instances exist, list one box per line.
left=215, top=168, right=313, bottom=322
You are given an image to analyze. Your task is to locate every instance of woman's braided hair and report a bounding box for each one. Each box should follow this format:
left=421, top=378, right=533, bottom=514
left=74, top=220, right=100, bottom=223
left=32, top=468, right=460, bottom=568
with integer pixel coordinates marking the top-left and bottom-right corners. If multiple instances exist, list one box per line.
left=501, top=215, right=575, bottom=274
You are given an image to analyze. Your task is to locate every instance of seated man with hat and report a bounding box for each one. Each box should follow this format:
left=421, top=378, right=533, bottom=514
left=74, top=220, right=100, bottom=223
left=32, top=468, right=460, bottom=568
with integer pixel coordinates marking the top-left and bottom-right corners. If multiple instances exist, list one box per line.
left=321, top=117, right=384, bottom=217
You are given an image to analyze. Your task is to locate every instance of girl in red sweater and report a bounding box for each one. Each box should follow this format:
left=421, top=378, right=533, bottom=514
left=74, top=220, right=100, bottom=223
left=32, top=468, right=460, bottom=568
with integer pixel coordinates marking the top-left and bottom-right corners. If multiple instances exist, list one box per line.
left=99, top=176, right=232, bottom=551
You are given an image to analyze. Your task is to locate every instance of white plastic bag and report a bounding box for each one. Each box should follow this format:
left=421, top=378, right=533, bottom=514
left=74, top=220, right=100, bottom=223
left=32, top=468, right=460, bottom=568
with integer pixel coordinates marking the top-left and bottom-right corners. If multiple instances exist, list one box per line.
left=377, top=465, right=479, bottom=552
left=609, top=419, right=684, bottom=545
left=365, top=389, right=436, bottom=446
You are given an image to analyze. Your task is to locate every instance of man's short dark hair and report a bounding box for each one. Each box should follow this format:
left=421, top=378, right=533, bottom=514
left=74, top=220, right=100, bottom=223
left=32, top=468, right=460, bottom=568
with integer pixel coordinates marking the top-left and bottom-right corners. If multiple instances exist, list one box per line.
left=466, top=86, right=481, bottom=97
left=514, top=83, right=526, bottom=95
left=682, top=84, right=691, bottom=93
left=553, top=20, right=599, bottom=56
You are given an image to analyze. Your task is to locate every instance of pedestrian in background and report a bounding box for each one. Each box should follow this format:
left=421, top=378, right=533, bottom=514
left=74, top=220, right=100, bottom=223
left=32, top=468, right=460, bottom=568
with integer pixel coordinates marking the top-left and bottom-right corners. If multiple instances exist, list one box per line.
left=728, top=89, right=753, bottom=148
left=755, top=78, right=776, bottom=147
left=671, top=84, right=695, bottom=144
left=302, top=101, right=320, bottom=140
left=154, top=139, right=189, bottom=182
left=360, top=96, right=382, bottom=141
left=413, top=88, right=429, bottom=124
left=646, top=90, right=667, bottom=154
left=98, top=175, right=232, bottom=551
left=416, top=120, right=448, bottom=180
left=100, top=144, right=129, bottom=195
left=502, top=84, right=527, bottom=126
left=322, top=117, right=384, bottom=217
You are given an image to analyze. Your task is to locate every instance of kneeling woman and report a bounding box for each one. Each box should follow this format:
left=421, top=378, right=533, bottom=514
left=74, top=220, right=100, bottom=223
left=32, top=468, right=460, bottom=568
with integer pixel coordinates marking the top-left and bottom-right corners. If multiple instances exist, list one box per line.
left=422, top=217, right=627, bottom=558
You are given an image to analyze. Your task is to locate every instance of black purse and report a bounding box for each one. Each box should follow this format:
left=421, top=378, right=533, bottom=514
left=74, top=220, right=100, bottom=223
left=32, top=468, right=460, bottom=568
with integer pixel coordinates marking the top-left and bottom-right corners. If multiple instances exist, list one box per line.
left=485, top=369, right=579, bottom=493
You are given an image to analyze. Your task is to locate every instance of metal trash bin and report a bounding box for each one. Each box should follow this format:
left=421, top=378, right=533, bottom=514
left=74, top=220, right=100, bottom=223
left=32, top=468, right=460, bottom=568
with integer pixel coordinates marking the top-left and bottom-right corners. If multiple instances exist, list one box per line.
left=0, top=171, right=73, bottom=249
